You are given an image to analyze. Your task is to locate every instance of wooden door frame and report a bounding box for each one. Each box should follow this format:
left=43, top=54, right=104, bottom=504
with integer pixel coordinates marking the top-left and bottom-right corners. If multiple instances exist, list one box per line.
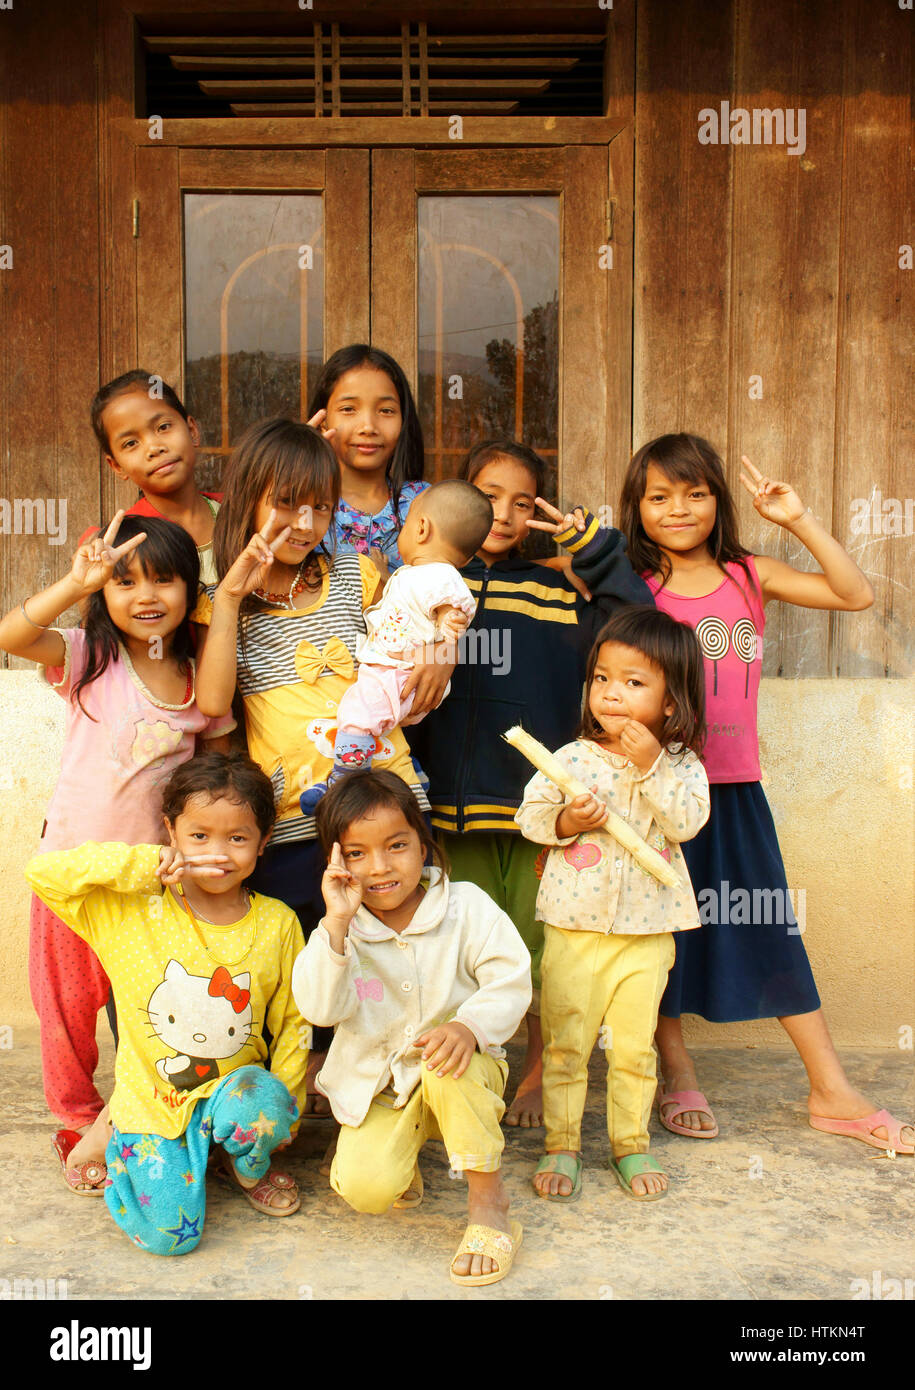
left=371, top=145, right=618, bottom=509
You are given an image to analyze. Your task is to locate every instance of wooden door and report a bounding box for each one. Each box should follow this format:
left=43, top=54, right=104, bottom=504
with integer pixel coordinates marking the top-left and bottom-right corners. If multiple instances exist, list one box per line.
left=371, top=146, right=614, bottom=509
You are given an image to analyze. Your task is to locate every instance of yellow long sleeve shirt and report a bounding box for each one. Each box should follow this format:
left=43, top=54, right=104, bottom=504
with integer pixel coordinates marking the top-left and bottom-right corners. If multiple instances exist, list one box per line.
left=25, top=843, right=309, bottom=1139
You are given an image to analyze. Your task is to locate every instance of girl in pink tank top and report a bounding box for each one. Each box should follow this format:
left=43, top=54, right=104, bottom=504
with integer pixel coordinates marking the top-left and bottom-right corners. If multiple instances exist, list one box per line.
left=618, top=434, right=913, bottom=1156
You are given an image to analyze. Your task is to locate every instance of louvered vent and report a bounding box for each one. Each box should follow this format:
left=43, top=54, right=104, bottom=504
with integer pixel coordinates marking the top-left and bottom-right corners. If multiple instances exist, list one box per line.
left=142, top=23, right=606, bottom=118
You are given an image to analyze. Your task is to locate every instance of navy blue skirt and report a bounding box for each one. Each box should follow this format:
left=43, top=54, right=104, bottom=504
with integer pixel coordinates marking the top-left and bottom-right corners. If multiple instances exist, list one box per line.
left=661, top=782, right=821, bottom=1022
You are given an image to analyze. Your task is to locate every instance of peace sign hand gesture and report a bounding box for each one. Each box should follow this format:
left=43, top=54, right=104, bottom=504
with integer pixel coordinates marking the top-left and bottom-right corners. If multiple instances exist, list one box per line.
left=220, top=509, right=293, bottom=602
left=525, top=497, right=589, bottom=537
left=68, top=510, right=148, bottom=595
left=739, top=457, right=806, bottom=530
left=306, top=408, right=337, bottom=445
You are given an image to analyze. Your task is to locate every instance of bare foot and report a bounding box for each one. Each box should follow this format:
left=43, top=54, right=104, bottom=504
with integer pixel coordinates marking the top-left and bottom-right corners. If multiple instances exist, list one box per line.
left=504, top=1013, right=544, bottom=1127
left=659, top=1068, right=717, bottom=1134
left=304, top=1052, right=332, bottom=1117
left=532, top=1149, right=579, bottom=1198
left=319, top=1127, right=339, bottom=1178
left=68, top=1106, right=112, bottom=1168
left=808, top=1085, right=915, bottom=1149
left=504, top=1076, right=543, bottom=1129
left=452, top=1169, right=512, bottom=1280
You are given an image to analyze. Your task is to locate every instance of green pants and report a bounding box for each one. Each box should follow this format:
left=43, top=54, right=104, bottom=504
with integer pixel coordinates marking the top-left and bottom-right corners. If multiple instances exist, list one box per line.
left=438, top=830, right=544, bottom=1011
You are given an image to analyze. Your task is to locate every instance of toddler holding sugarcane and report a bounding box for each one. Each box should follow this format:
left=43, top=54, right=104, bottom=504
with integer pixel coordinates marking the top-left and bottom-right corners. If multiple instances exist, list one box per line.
left=515, top=606, right=709, bottom=1202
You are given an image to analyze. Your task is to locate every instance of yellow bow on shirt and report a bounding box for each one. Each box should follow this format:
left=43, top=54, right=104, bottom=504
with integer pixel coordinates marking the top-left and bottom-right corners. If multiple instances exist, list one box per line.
left=294, top=637, right=355, bottom=685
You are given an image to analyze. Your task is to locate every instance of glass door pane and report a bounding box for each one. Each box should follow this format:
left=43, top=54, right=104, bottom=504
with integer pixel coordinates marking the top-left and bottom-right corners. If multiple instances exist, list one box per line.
left=183, top=192, right=324, bottom=489
left=417, top=194, right=559, bottom=497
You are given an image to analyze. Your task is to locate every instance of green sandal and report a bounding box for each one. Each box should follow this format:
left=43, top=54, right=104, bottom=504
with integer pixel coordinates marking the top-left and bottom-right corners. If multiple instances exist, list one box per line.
left=532, top=1152, right=582, bottom=1202
left=609, top=1153, right=668, bottom=1201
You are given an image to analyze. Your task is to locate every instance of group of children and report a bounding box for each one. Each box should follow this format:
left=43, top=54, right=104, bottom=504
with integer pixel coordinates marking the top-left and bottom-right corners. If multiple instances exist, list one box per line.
left=6, top=344, right=911, bottom=1287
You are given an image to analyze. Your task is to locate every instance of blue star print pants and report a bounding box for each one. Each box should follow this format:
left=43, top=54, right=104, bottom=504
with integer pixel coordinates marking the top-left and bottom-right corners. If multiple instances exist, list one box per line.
left=103, top=1066, right=298, bottom=1255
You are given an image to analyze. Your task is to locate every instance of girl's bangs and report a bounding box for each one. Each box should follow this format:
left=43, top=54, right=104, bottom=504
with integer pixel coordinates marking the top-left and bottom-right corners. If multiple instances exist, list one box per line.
left=110, top=528, right=186, bottom=582
left=269, top=447, right=338, bottom=511
left=647, top=451, right=716, bottom=491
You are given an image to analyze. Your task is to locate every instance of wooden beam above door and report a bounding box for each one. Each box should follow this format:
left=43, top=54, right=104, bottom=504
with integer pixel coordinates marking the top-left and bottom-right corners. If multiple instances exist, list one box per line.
left=115, top=116, right=627, bottom=147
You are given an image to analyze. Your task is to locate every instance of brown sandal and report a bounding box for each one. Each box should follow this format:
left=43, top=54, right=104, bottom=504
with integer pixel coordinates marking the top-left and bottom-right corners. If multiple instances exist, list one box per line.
left=220, top=1155, right=301, bottom=1217
left=52, top=1129, right=107, bottom=1197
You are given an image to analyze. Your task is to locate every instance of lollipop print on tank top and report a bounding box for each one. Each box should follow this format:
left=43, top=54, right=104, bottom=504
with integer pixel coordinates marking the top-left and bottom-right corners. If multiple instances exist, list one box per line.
left=731, top=617, right=759, bottom=697
left=695, top=616, right=730, bottom=695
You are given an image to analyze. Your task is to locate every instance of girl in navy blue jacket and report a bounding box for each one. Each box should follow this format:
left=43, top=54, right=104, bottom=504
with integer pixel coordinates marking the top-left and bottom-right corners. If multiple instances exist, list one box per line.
left=407, top=441, right=651, bottom=1125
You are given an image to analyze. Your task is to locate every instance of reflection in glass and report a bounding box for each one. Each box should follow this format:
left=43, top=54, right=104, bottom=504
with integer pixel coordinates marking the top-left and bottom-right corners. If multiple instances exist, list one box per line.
left=184, top=193, right=324, bottom=490
left=418, top=195, right=559, bottom=513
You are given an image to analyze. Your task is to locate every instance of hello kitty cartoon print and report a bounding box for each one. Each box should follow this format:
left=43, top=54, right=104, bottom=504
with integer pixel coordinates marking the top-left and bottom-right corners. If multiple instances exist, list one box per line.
left=147, top=959, right=254, bottom=1093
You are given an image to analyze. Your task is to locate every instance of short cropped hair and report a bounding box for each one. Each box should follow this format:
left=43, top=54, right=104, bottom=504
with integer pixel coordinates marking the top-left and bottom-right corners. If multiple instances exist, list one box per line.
left=161, top=751, right=277, bottom=840
left=420, top=479, right=493, bottom=561
left=91, top=369, right=190, bottom=452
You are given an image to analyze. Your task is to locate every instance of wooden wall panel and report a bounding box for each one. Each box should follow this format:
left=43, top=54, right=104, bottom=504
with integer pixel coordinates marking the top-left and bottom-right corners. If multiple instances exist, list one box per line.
left=633, top=0, right=735, bottom=450
left=631, top=0, right=912, bottom=678
left=832, top=0, right=915, bottom=678
left=728, top=0, right=845, bottom=678
left=0, top=1, right=101, bottom=665
left=602, top=2, right=635, bottom=507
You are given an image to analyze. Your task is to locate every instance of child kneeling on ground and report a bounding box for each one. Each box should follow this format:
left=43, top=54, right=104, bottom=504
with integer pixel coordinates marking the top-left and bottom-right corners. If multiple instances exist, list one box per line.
left=25, top=752, right=309, bottom=1255
left=292, top=770, right=531, bottom=1286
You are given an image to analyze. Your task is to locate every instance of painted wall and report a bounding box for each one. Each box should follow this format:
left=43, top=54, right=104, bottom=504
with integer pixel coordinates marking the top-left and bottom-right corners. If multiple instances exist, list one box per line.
left=1, top=670, right=912, bottom=1047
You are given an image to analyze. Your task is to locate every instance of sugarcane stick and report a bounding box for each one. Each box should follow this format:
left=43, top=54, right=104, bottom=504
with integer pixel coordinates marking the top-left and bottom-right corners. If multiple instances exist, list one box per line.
left=503, top=724, right=681, bottom=889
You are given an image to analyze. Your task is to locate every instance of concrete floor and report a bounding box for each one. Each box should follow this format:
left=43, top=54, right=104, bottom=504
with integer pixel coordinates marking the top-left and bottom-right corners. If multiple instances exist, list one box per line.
left=1, top=1024, right=912, bottom=1302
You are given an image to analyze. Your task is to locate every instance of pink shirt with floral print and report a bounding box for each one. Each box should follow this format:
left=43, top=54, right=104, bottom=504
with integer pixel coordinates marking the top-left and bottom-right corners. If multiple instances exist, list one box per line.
left=37, top=628, right=235, bottom=853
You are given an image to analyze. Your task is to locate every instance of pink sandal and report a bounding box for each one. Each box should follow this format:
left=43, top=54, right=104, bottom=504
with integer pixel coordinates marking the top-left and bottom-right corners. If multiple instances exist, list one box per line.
left=219, top=1155, right=301, bottom=1216
left=809, top=1108, right=914, bottom=1154
left=52, top=1129, right=108, bottom=1196
left=658, top=1090, right=719, bottom=1139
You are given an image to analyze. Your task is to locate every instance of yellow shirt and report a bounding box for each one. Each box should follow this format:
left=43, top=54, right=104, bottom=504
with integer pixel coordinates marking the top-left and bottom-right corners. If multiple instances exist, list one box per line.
left=26, top=843, right=309, bottom=1139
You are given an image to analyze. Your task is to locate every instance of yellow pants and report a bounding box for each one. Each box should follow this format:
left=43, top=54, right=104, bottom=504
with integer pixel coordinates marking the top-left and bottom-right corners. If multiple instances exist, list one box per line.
left=540, top=924, right=676, bottom=1157
left=331, top=1052, right=509, bottom=1214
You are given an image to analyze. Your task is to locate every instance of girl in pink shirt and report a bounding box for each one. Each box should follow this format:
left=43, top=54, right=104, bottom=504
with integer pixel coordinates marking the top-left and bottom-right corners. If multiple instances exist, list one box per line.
left=0, top=512, right=233, bottom=1194
left=620, top=434, right=913, bottom=1155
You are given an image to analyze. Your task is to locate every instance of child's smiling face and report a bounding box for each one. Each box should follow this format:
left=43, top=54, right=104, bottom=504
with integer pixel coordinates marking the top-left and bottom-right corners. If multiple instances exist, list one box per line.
left=639, top=463, right=718, bottom=553
left=253, top=487, right=333, bottom=570
left=471, top=456, right=539, bottom=561
left=323, top=366, right=403, bottom=477
left=337, top=804, right=426, bottom=931
left=165, top=793, right=269, bottom=896
left=102, top=553, right=188, bottom=647
left=588, top=640, right=674, bottom=743
left=101, top=388, right=200, bottom=497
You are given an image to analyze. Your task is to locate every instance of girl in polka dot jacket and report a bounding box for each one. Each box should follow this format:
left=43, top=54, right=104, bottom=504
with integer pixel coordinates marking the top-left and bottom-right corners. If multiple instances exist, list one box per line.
left=515, top=606, right=709, bottom=1205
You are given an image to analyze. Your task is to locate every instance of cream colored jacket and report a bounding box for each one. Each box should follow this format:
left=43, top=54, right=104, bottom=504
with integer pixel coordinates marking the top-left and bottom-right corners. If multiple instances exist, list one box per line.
left=291, top=869, right=532, bottom=1127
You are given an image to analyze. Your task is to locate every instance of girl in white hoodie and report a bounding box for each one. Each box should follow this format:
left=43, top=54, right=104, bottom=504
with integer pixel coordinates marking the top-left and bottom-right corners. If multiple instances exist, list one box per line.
left=291, top=770, right=531, bottom=1287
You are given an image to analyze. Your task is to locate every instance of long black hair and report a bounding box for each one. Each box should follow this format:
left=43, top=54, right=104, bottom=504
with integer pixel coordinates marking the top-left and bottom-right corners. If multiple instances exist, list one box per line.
left=73, top=515, right=199, bottom=718
left=307, top=345, right=425, bottom=523
left=620, top=433, right=757, bottom=595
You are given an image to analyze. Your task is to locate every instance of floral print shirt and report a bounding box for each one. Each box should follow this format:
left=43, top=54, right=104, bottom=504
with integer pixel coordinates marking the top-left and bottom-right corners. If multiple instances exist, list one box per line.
left=331, top=479, right=429, bottom=572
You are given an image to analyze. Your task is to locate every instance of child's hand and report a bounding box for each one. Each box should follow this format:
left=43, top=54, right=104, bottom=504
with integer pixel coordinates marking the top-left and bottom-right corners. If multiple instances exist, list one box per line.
left=739, top=457, right=806, bottom=529
left=156, top=846, right=232, bottom=884
left=68, top=510, right=148, bottom=595
left=415, top=1021, right=477, bottom=1078
left=555, top=792, right=608, bottom=838
left=321, top=842, right=362, bottom=926
left=306, top=407, right=337, bottom=444
left=369, top=546, right=391, bottom=584
left=437, top=606, right=470, bottom=642
left=525, top=497, right=588, bottom=537
left=619, top=719, right=663, bottom=772
left=219, top=510, right=292, bottom=602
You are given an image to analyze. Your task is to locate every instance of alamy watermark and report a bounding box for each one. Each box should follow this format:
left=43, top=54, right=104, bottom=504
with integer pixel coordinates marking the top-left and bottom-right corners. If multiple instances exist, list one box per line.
left=696, top=880, right=806, bottom=934
left=850, top=492, right=914, bottom=536
left=0, top=497, right=67, bottom=545
left=698, top=103, right=807, bottom=157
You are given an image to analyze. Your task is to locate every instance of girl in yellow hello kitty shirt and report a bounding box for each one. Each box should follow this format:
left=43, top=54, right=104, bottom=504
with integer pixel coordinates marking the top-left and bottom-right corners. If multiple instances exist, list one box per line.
left=25, top=752, right=308, bottom=1256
